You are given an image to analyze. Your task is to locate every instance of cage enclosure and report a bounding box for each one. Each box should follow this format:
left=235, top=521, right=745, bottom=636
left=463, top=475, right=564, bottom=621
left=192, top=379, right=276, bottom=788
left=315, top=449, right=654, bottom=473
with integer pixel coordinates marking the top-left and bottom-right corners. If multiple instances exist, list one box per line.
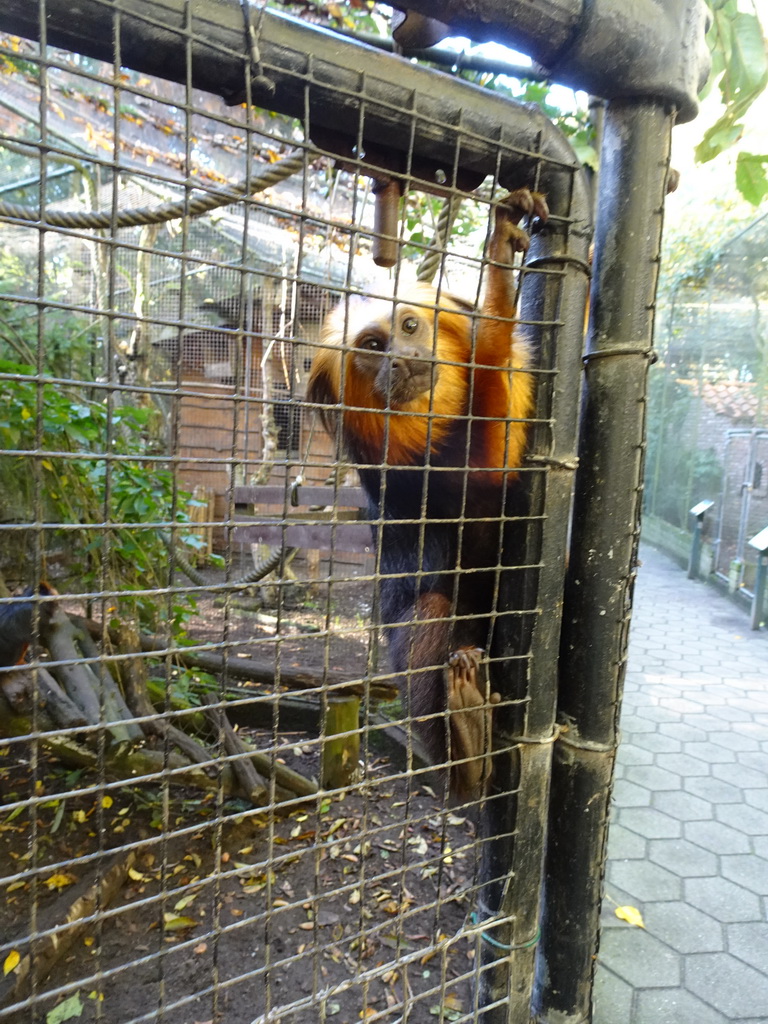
left=0, top=2, right=709, bottom=1023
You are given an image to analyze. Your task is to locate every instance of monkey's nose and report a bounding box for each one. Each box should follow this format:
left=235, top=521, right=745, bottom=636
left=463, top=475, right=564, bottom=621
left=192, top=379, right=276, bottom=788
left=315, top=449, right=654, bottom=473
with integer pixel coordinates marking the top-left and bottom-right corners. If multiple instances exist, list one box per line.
left=391, top=350, right=429, bottom=376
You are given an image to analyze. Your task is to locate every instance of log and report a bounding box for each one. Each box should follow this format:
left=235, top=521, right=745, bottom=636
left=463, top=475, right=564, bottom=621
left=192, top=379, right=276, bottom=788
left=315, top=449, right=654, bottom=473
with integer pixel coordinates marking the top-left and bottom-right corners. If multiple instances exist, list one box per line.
left=0, top=709, right=309, bottom=807
left=73, top=620, right=142, bottom=741
left=200, top=694, right=317, bottom=797
left=36, top=667, right=88, bottom=730
left=202, top=694, right=267, bottom=803
left=114, top=621, right=211, bottom=765
left=73, top=616, right=397, bottom=699
left=41, top=609, right=142, bottom=744
left=321, top=696, right=361, bottom=789
left=0, top=665, right=86, bottom=731
left=145, top=643, right=396, bottom=700
left=1, top=850, right=136, bottom=1006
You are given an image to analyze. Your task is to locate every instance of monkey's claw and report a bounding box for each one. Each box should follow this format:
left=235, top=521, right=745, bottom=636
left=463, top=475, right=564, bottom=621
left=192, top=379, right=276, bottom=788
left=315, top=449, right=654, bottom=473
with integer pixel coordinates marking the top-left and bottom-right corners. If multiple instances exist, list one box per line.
left=494, top=188, right=549, bottom=255
left=445, top=647, right=500, bottom=797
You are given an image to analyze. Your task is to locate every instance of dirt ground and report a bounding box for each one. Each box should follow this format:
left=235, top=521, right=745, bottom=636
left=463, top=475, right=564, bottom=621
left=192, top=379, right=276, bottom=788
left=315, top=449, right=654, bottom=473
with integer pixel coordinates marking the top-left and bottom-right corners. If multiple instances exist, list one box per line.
left=1, top=558, right=488, bottom=1024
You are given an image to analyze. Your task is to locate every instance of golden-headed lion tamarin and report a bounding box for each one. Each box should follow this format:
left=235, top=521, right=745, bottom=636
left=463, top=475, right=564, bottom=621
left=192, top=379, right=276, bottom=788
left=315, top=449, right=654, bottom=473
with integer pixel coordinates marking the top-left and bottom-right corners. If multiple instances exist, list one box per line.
left=307, top=188, right=547, bottom=797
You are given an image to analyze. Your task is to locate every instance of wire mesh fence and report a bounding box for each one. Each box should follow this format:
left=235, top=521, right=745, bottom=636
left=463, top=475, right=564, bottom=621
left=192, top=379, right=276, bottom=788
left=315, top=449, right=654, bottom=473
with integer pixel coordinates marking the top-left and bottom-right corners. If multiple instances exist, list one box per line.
left=0, top=4, right=590, bottom=1022
left=646, top=211, right=768, bottom=596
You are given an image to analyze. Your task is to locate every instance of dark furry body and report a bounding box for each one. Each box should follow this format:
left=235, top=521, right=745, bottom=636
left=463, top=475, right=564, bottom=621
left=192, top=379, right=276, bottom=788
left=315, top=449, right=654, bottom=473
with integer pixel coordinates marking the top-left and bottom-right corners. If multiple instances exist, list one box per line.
left=358, top=457, right=524, bottom=769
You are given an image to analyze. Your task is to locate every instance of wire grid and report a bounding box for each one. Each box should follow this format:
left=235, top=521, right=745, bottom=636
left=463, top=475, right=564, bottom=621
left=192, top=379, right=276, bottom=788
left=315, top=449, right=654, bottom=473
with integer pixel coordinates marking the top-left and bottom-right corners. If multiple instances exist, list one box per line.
left=0, top=6, right=584, bottom=1023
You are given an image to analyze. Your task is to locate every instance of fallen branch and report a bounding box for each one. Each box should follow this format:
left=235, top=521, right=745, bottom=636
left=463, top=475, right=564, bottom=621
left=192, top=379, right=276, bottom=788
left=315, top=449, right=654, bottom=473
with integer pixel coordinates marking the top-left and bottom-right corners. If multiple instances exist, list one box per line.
left=200, top=694, right=318, bottom=798
left=0, top=665, right=86, bottom=731
left=0, top=702, right=314, bottom=808
left=73, top=616, right=397, bottom=699
left=2, top=850, right=136, bottom=1006
left=202, top=693, right=267, bottom=804
left=42, top=609, right=142, bottom=744
left=113, top=620, right=211, bottom=765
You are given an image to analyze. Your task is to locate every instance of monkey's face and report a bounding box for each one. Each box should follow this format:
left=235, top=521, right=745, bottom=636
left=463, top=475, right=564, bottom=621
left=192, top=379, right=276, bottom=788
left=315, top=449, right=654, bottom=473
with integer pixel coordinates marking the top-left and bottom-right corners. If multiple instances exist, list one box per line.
left=350, top=303, right=436, bottom=408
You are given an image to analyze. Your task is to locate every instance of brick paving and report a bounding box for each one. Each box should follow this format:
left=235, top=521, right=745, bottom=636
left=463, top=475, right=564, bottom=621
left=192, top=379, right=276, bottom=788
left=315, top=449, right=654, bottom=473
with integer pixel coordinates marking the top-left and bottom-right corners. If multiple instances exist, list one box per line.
left=593, top=544, right=768, bottom=1024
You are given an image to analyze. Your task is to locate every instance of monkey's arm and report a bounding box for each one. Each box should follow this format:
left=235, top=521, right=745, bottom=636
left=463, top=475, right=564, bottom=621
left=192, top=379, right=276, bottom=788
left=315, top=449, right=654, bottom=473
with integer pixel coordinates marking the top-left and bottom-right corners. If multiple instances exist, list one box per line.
left=468, top=189, right=548, bottom=471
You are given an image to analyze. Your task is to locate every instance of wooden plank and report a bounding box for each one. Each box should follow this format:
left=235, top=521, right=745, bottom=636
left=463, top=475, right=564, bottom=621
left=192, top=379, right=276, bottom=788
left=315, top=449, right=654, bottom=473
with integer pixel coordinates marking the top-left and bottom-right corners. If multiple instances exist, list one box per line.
left=232, top=522, right=374, bottom=552
left=234, top=485, right=367, bottom=508
left=234, top=509, right=360, bottom=523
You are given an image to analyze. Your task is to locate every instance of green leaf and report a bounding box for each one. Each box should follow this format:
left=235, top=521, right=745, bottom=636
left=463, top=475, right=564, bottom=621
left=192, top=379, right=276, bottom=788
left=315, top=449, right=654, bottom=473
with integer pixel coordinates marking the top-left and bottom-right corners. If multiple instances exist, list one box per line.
left=728, top=12, right=768, bottom=99
left=735, top=151, right=768, bottom=205
left=697, top=5, right=768, bottom=169
left=46, top=992, right=84, bottom=1024
left=695, top=119, right=743, bottom=162
left=0, top=358, right=35, bottom=375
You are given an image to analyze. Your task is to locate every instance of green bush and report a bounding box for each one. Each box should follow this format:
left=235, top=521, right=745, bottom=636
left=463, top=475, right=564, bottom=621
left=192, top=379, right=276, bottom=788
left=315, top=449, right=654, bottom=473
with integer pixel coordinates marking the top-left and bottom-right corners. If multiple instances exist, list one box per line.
left=0, top=358, right=199, bottom=631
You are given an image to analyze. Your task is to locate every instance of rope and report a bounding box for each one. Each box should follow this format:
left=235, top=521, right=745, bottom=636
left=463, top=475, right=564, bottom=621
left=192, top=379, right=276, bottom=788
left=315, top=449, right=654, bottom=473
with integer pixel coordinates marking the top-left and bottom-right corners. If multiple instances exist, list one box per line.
left=416, top=196, right=458, bottom=284
left=0, top=150, right=304, bottom=231
left=230, top=544, right=298, bottom=589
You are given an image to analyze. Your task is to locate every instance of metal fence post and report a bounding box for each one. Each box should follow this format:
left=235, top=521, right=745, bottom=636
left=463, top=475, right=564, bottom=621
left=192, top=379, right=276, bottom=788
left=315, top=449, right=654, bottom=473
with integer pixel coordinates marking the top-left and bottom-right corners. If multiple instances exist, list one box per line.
left=748, top=527, right=768, bottom=630
left=535, top=98, right=676, bottom=1022
left=688, top=500, right=714, bottom=579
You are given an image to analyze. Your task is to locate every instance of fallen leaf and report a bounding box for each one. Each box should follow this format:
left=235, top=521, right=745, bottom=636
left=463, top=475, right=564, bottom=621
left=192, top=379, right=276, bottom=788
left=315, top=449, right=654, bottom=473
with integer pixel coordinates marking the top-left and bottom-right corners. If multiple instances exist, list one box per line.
left=44, top=873, right=76, bottom=891
left=162, top=913, right=198, bottom=931
left=45, top=992, right=83, bottom=1023
left=615, top=905, right=645, bottom=928
left=174, top=893, right=199, bottom=912
left=3, top=950, right=20, bottom=976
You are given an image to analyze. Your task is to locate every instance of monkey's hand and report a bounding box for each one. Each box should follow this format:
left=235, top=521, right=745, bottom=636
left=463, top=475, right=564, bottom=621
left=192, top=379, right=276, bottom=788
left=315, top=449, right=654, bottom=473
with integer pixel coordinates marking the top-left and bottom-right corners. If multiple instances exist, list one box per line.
left=492, top=188, right=549, bottom=262
left=445, top=647, right=501, bottom=797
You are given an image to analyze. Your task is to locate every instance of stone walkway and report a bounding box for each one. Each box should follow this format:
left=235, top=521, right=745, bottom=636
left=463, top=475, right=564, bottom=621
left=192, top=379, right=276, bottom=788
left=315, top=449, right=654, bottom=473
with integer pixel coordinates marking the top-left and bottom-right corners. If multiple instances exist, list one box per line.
left=593, top=544, right=768, bottom=1024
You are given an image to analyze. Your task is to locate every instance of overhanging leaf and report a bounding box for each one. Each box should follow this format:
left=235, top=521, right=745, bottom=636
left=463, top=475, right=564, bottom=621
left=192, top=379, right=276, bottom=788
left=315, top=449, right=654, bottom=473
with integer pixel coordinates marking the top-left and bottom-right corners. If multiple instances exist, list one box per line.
left=735, top=152, right=768, bottom=205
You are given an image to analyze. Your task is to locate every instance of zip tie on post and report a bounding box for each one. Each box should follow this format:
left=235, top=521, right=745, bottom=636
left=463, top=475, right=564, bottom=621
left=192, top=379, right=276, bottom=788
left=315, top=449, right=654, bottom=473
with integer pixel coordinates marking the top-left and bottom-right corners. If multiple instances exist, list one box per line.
left=469, top=914, right=541, bottom=952
left=582, top=346, right=658, bottom=365
left=525, top=454, right=579, bottom=472
left=505, top=723, right=564, bottom=746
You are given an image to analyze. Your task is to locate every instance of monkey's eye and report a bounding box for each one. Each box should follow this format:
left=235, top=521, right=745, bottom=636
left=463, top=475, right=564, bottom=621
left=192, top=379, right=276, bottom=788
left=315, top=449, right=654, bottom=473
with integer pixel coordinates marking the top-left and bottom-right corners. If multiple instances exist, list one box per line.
left=402, top=316, right=419, bottom=335
left=358, top=334, right=383, bottom=351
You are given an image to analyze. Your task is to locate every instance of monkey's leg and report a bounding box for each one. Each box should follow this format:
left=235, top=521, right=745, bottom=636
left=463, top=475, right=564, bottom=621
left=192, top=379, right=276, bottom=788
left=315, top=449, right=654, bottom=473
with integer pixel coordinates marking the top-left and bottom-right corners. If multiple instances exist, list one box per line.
left=445, top=647, right=501, bottom=796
